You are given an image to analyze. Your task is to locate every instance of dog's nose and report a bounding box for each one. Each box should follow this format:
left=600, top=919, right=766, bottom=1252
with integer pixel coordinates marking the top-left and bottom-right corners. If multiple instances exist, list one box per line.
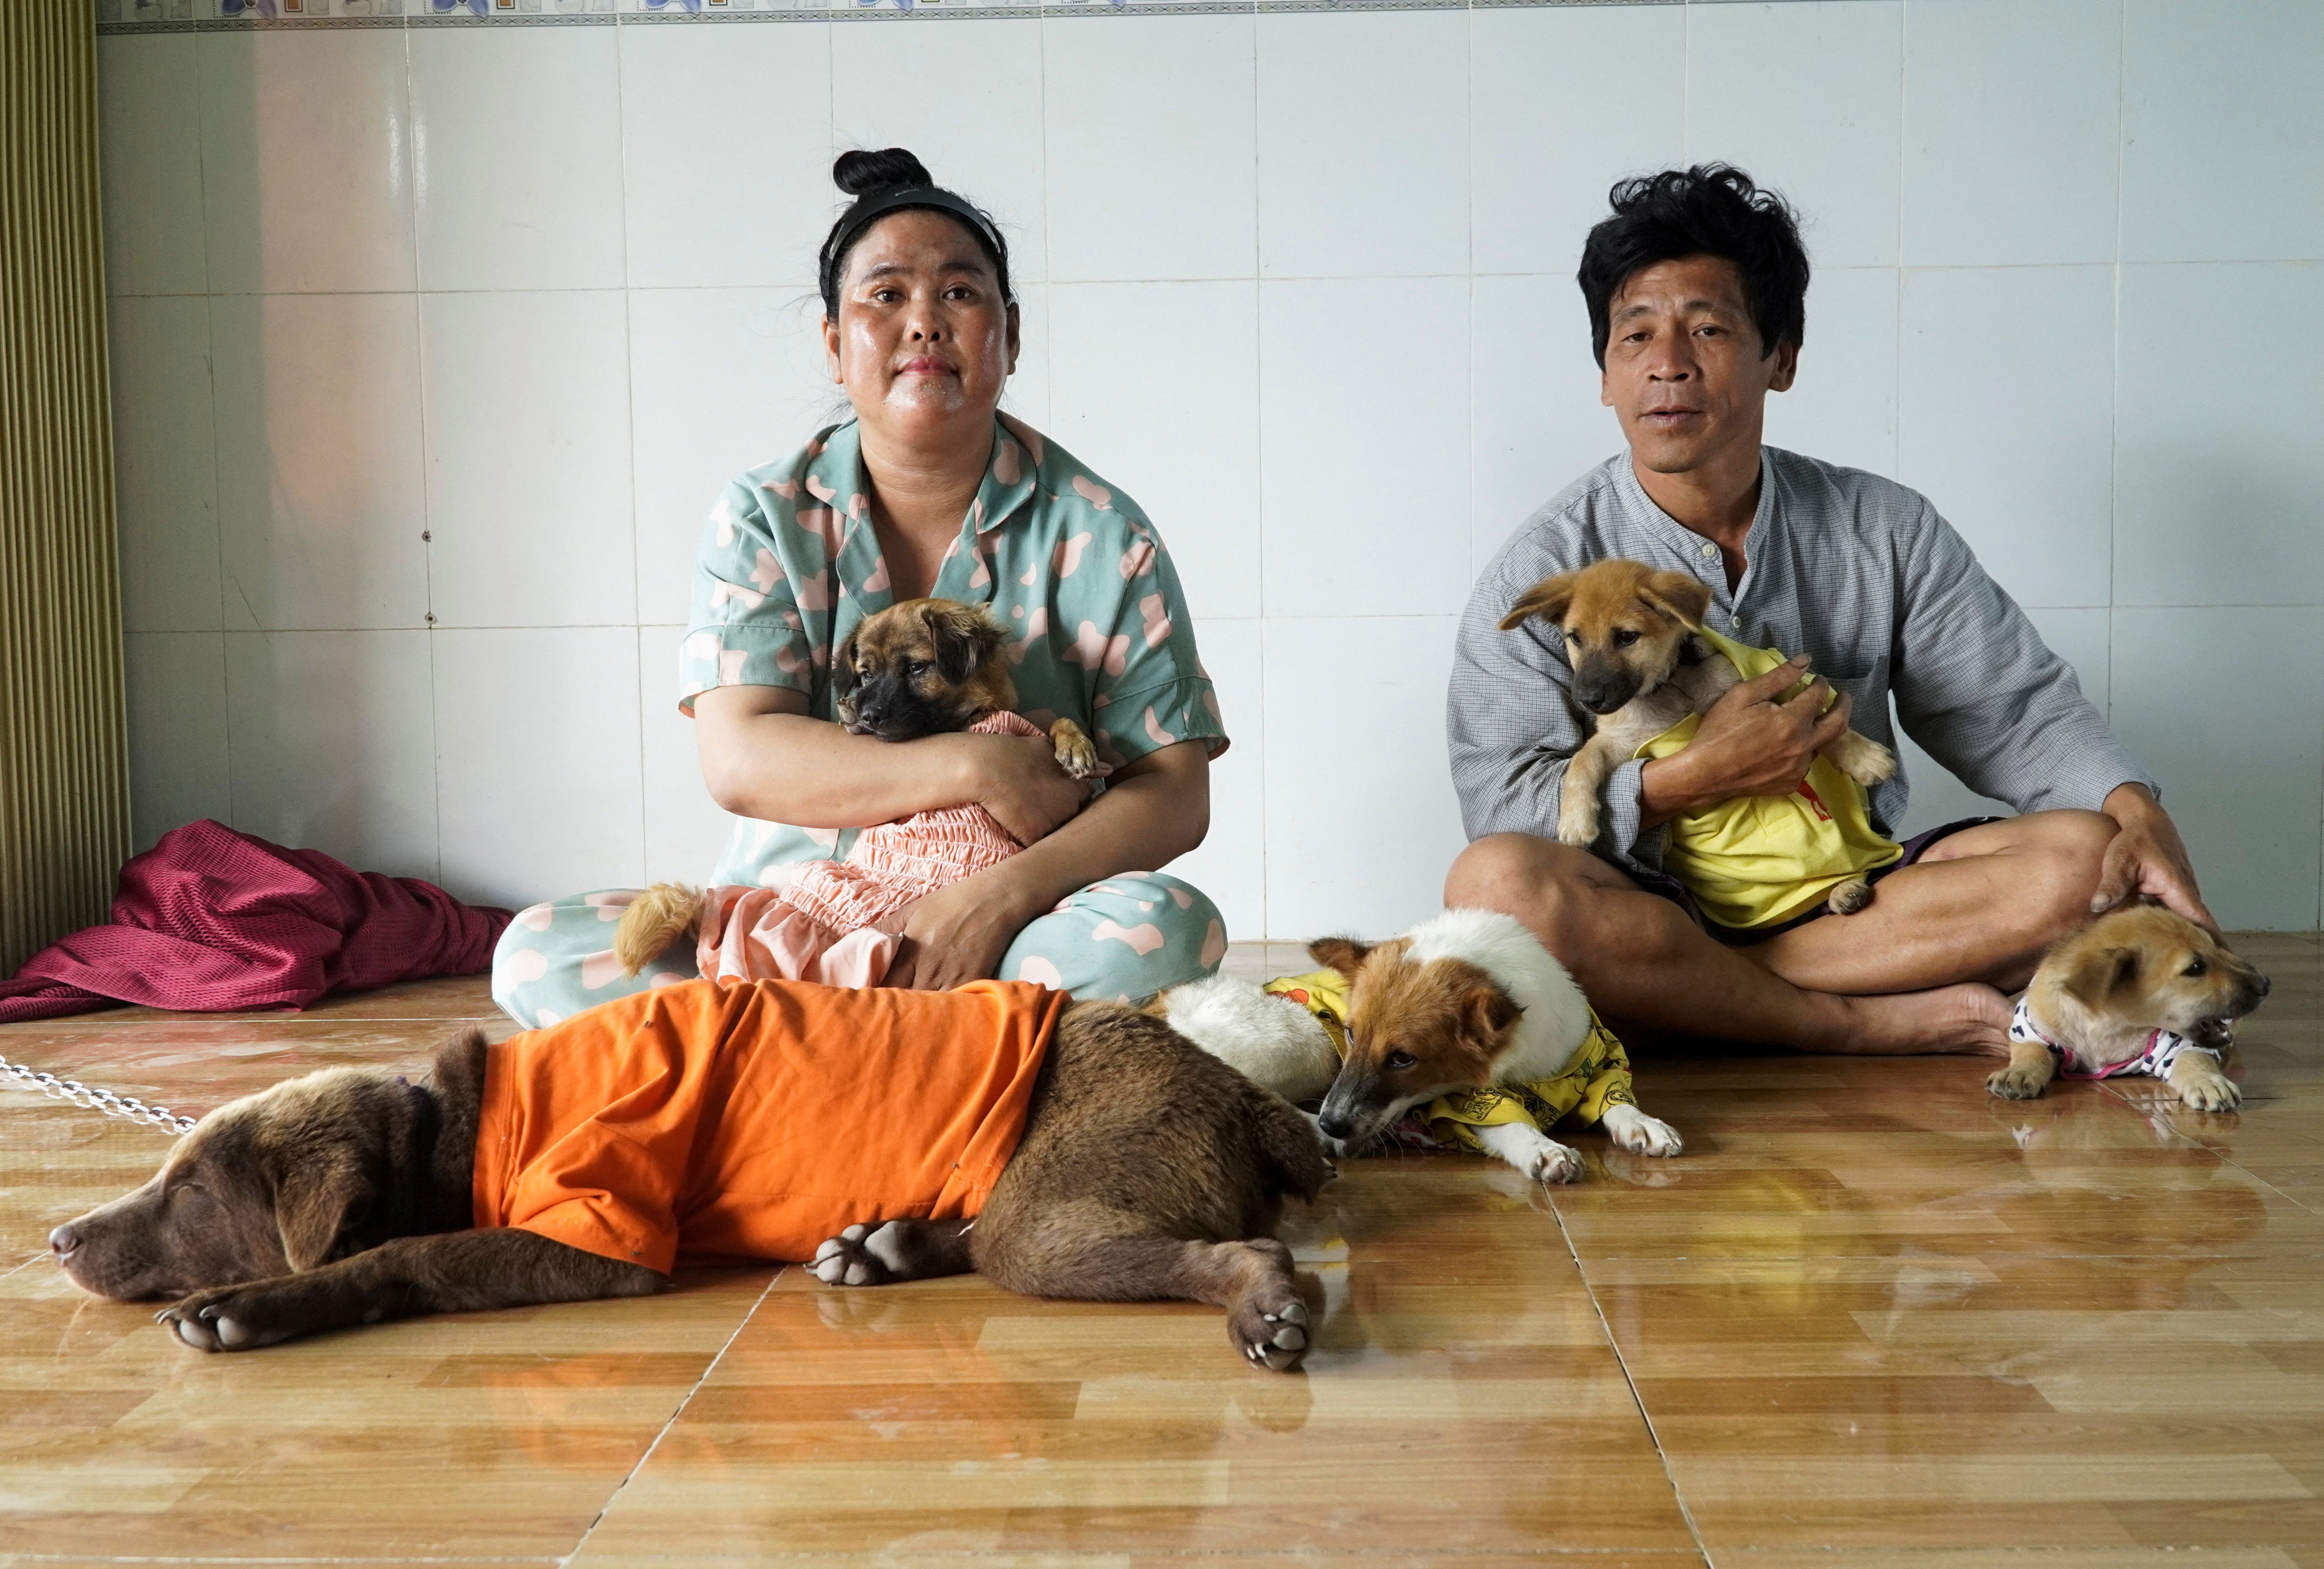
left=2253, top=974, right=2273, bottom=1000
left=48, top=1223, right=79, bottom=1262
left=1316, top=1112, right=1353, bottom=1140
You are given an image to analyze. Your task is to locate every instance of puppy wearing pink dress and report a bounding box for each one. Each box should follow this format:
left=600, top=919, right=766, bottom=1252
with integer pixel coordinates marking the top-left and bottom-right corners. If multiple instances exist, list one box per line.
left=615, top=599, right=1106, bottom=988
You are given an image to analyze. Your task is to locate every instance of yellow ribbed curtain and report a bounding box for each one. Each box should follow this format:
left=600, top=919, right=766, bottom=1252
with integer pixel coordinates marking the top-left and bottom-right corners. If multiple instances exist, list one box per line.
left=0, top=9, right=128, bottom=975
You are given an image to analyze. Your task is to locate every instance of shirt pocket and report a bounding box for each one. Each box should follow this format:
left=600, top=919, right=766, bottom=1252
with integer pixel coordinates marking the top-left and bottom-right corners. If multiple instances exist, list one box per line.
left=1814, top=654, right=1892, bottom=745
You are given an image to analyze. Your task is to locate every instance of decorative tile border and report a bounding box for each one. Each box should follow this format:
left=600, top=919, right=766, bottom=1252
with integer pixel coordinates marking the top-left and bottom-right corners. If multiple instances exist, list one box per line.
left=98, top=0, right=1717, bottom=27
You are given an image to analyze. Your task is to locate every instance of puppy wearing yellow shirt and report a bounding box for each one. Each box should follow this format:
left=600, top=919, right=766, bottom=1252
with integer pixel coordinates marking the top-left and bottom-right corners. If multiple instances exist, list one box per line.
left=1500, top=557, right=1899, bottom=927
left=1159, top=909, right=1681, bottom=1184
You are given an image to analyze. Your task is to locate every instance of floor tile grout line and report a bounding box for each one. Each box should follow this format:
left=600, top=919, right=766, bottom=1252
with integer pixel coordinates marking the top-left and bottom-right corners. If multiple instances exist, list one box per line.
left=557, top=1266, right=786, bottom=1568
left=1545, top=1195, right=1713, bottom=1569
left=2086, top=1074, right=2324, bottom=1215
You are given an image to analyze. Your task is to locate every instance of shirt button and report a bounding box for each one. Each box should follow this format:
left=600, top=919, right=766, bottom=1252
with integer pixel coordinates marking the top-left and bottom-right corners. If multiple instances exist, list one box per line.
left=1699, top=542, right=1716, bottom=560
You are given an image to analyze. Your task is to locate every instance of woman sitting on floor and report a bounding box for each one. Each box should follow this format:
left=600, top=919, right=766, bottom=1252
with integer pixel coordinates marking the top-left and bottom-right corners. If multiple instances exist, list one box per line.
left=494, top=148, right=1228, bottom=1027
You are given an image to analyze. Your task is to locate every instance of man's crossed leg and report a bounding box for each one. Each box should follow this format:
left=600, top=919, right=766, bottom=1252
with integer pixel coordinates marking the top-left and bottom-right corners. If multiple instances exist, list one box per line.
left=1446, top=810, right=2121, bottom=1055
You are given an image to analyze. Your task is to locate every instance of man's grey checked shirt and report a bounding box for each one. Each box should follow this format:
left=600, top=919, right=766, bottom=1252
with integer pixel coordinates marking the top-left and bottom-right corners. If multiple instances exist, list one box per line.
left=1447, top=447, right=2156, bottom=875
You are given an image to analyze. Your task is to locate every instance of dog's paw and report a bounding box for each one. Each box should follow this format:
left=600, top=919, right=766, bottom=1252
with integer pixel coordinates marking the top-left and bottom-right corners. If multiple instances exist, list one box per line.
left=1049, top=721, right=1112, bottom=782
left=1555, top=803, right=1602, bottom=850
left=1826, top=877, right=1873, bottom=916
left=1986, top=1064, right=2050, bottom=1100
left=1230, top=1284, right=1311, bottom=1373
left=1524, top=1139, right=1586, bottom=1184
left=1602, top=1103, right=1683, bottom=1158
left=155, top=1286, right=312, bottom=1353
left=2175, top=1072, right=2243, bottom=1113
left=1476, top=1121, right=1586, bottom=1184
left=809, top=1222, right=913, bottom=1287
left=1833, top=735, right=1897, bottom=786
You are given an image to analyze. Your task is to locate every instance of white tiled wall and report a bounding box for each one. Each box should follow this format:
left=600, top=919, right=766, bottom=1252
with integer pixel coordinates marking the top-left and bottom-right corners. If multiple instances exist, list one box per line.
left=98, top=0, right=2324, bottom=933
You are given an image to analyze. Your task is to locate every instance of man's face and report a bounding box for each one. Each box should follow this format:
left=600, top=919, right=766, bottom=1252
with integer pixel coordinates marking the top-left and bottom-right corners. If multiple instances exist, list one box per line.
left=1600, top=254, right=1798, bottom=477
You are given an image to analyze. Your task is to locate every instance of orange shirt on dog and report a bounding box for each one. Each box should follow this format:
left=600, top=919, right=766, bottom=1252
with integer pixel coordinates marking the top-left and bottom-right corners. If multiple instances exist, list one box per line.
left=472, top=977, right=1064, bottom=1272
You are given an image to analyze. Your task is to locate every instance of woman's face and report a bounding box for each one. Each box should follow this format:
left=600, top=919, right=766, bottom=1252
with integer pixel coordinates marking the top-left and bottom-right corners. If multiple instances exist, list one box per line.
left=824, top=209, right=1018, bottom=443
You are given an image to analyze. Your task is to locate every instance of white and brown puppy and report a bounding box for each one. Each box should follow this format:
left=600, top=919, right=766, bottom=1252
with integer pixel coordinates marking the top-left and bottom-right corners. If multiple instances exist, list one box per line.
left=1161, top=910, right=1681, bottom=1183
left=1988, top=905, right=2270, bottom=1112
left=1500, top=558, right=1896, bottom=914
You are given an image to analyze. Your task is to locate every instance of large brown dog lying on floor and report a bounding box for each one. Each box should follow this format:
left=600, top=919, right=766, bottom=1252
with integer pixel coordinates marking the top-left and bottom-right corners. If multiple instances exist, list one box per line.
left=48, top=981, right=1333, bottom=1371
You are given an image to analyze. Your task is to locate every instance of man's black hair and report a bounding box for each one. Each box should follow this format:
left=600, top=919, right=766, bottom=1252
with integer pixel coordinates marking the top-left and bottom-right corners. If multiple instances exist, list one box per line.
left=1576, top=165, right=1808, bottom=369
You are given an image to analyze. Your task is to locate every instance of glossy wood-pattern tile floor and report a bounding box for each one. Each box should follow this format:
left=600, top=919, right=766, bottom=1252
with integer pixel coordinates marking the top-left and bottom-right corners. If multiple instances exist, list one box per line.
left=3, top=935, right=2320, bottom=1568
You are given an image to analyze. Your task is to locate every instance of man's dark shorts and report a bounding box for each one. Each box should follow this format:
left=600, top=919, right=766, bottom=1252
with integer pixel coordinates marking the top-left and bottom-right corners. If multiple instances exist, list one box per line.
left=1630, top=817, right=2002, bottom=948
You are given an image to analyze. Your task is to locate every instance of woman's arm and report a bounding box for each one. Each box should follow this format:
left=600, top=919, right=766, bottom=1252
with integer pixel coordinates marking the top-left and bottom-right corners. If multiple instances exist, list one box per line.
left=883, top=739, right=1213, bottom=991
left=693, top=684, right=1086, bottom=844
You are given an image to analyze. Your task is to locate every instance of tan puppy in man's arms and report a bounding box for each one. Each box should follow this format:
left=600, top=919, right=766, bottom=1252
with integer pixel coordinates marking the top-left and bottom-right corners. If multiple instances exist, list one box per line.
left=616, top=596, right=1106, bottom=974
left=1988, top=905, right=2270, bottom=1111
left=1499, top=558, right=1897, bottom=915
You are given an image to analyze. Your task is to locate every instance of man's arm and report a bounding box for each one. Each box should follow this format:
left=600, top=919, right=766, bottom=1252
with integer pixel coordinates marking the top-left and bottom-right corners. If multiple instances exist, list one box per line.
left=1887, top=508, right=2209, bottom=926
left=1448, top=572, right=1659, bottom=863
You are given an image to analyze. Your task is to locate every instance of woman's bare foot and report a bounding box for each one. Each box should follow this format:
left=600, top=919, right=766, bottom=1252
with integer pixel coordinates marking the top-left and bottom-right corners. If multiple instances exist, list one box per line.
left=1806, top=982, right=2014, bottom=1057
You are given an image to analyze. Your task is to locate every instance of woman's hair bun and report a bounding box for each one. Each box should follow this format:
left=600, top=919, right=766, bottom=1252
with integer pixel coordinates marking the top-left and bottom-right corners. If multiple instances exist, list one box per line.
left=834, top=147, right=933, bottom=198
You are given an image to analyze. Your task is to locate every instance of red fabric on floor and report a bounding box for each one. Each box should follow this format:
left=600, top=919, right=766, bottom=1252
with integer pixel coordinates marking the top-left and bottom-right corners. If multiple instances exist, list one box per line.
left=0, top=820, right=512, bottom=1023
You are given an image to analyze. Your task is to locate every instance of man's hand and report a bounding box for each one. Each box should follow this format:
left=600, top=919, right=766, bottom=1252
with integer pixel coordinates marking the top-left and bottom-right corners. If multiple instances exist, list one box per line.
left=1640, top=655, right=1853, bottom=826
left=2093, top=782, right=2215, bottom=930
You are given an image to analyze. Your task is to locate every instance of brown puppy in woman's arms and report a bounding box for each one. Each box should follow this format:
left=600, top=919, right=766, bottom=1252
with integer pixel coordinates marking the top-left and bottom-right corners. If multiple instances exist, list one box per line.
left=1988, top=905, right=2269, bottom=1111
left=616, top=596, right=1107, bottom=978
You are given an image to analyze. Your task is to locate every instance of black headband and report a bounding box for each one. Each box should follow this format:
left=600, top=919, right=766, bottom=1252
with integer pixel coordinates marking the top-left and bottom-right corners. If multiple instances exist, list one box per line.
left=824, top=187, right=1009, bottom=293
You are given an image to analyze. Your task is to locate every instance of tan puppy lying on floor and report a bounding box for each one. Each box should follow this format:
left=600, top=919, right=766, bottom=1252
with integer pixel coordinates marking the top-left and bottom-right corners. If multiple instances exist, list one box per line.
left=1500, top=557, right=1897, bottom=916
left=1988, top=905, right=2271, bottom=1112
left=615, top=597, right=1107, bottom=982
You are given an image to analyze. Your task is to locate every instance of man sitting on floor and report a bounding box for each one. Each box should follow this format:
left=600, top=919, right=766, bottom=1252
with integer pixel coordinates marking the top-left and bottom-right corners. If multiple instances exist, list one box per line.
left=1445, top=165, right=2209, bottom=1057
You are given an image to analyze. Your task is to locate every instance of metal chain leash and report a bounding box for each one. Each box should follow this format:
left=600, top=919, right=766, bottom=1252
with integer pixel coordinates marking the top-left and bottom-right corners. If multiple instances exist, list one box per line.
left=0, top=1052, right=194, bottom=1136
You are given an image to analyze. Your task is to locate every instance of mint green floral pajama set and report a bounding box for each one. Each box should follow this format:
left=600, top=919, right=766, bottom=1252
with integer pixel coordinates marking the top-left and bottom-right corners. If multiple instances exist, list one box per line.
left=491, top=414, right=1230, bottom=1028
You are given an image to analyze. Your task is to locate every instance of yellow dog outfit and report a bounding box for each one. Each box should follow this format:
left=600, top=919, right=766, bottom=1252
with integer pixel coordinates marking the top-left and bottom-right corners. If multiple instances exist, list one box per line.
left=1636, top=626, right=1903, bottom=933
left=1260, top=970, right=1638, bottom=1152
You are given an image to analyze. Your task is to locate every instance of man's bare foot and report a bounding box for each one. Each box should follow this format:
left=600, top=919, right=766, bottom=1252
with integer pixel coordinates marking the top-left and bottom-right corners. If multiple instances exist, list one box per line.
left=1814, top=982, right=2013, bottom=1057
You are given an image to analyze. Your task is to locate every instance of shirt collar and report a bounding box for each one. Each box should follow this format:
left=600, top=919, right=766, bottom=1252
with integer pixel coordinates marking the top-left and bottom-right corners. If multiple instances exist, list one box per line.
left=808, top=415, right=1043, bottom=618
left=1614, top=446, right=1775, bottom=613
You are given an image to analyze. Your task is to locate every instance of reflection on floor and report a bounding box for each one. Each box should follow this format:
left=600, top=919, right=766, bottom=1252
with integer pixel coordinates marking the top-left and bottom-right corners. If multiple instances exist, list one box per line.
left=2, top=935, right=2319, bottom=1567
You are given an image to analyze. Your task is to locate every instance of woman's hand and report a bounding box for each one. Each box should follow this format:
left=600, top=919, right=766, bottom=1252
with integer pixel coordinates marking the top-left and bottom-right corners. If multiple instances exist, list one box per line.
left=972, top=732, right=1094, bottom=846
left=881, top=870, right=1036, bottom=991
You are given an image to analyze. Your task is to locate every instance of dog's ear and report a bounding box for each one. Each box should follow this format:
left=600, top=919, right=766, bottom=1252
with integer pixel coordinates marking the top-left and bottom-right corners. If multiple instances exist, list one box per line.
left=427, top=1027, right=489, bottom=1099
left=920, top=600, right=1006, bottom=686
left=1498, top=572, right=1579, bottom=633
left=1638, top=569, right=1712, bottom=631
left=1307, top=936, right=1371, bottom=980
left=831, top=624, right=863, bottom=703
left=1462, top=980, right=1523, bottom=1046
left=273, top=1154, right=372, bottom=1273
left=2061, top=944, right=2143, bottom=1011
